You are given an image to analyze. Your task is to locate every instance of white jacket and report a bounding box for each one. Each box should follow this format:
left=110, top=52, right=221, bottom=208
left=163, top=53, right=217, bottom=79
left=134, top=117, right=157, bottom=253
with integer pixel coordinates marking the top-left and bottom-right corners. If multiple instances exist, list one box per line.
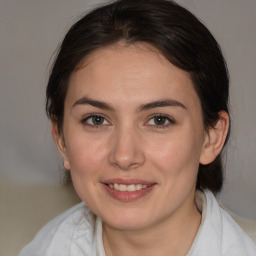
left=19, top=190, right=256, bottom=256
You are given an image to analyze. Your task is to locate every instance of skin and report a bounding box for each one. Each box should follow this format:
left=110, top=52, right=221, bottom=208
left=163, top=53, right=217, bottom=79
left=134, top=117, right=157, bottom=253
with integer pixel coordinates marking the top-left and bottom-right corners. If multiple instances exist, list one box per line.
left=53, top=43, right=229, bottom=256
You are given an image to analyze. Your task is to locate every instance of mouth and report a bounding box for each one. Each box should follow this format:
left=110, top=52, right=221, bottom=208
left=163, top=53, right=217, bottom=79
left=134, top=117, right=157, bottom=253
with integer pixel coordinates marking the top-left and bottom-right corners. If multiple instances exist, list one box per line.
left=102, top=180, right=156, bottom=201
left=107, top=183, right=152, bottom=192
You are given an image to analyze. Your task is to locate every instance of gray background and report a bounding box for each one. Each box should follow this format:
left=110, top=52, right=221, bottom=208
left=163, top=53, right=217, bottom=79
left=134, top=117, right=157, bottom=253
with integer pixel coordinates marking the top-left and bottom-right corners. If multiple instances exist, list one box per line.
left=0, top=0, right=256, bottom=254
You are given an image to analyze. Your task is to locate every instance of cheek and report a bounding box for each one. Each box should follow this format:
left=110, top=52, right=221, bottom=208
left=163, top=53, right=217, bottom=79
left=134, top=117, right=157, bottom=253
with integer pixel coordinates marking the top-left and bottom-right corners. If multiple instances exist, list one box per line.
left=65, top=133, right=107, bottom=175
left=64, top=133, right=108, bottom=205
left=147, top=129, right=203, bottom=176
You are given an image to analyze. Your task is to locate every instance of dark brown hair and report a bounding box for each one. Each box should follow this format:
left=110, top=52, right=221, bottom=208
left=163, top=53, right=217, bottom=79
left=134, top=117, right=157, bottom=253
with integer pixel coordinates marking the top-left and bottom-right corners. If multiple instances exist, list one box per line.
left=46, top=0, right=230, bottom=194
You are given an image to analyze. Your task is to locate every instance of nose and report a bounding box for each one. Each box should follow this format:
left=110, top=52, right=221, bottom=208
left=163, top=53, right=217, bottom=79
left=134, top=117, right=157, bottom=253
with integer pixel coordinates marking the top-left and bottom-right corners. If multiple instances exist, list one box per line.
left=108, top=126, right=145, bottom=170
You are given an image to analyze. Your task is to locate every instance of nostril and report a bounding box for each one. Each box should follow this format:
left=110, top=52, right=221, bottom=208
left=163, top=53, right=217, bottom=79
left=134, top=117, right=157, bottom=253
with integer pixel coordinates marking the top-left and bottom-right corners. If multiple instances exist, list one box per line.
left=110, top=159, right=145, bottom=171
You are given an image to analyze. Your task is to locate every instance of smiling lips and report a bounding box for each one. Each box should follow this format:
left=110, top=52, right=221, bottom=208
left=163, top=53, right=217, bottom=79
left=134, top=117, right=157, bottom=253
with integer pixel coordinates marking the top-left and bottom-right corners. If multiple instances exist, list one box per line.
left=103, top=180, right=155, bottom=201
left=108, top=183, right=150, bottom=192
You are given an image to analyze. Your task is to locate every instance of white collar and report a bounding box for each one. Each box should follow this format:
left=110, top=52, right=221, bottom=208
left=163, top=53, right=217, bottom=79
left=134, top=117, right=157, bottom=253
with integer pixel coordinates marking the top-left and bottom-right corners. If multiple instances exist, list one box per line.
left=94, top=190, right=208, bottom=256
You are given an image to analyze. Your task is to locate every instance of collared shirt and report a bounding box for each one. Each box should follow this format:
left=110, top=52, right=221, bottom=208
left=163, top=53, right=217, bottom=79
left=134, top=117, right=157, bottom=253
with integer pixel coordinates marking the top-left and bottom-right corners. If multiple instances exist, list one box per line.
left=19, top=190, right=256, bottom=256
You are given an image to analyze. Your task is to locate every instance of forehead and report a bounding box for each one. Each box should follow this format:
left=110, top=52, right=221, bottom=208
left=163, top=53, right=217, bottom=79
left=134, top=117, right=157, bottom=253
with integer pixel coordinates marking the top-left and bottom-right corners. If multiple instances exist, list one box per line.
left=67, top=43, right=199, bottom=110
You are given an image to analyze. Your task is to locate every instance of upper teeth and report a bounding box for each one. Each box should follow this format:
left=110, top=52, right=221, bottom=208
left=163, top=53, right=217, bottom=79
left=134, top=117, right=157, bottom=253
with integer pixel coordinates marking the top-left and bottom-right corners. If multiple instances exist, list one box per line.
left=108, top=183, right=149, bottom=192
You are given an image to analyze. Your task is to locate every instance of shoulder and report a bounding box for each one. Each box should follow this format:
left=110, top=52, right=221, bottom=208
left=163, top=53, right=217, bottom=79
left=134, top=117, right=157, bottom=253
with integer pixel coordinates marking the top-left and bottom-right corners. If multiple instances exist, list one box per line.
left=193, top=190, right=256, bottom=256
left=19, top=202, right=97, bottom=256
left=217, top=204, right=256, bottom=254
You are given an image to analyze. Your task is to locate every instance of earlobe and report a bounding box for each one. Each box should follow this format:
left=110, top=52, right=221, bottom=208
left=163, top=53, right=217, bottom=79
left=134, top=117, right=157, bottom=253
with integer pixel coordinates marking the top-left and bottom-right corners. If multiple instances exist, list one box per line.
left=51, top=122, right=70, bottom=170
left=200, top=111, right=229, bottom=165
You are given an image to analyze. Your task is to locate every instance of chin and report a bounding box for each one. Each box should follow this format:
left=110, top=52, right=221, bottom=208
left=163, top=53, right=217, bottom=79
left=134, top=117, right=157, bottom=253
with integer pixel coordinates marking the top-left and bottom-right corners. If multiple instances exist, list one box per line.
left=101, top=209, right=156, bottom=231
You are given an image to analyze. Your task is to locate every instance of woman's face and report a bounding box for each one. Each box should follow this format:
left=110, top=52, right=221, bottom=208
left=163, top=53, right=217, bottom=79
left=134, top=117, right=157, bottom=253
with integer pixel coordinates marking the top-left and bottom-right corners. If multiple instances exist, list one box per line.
left=56, top=43, right=209, bottom=231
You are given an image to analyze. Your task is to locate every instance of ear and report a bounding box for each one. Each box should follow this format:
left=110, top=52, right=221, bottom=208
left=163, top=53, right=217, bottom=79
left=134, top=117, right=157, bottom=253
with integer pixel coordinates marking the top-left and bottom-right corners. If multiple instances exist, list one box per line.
left=200, top=111, right=229, bottom=165
left=51, top=122, right=70, bottom=170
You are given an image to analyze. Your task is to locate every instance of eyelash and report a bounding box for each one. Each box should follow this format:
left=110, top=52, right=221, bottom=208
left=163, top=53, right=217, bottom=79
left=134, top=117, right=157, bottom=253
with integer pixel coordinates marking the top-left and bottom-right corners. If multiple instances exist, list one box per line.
left=81, top=114, right=175, bottom=129
left=146, top=114, right=175, bottom=128
left=81, top=114, right=110, bottom=128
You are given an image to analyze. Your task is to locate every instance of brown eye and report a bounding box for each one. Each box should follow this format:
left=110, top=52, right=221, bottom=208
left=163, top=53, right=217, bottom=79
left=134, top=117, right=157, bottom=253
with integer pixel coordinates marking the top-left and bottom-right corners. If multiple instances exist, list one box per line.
left=83, top=114, right=109, bottom=126
left=147, top=115, right=174, bottom=128
left=153, top=116, right=168, bottom=125
left=91, top=115, right=104, bottom=125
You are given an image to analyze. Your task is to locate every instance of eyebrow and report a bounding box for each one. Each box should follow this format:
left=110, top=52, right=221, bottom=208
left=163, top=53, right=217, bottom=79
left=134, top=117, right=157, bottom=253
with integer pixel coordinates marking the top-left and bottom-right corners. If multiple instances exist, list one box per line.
left=139, top=99, right=187, bottom=111
left=72, top=97, right=187, bottom=112
left=72, top=97, right=114, bottom=111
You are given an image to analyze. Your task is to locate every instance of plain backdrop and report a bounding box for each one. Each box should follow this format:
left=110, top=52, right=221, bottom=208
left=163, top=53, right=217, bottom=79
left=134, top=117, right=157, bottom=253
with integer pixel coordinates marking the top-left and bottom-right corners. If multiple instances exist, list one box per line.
left=1, top=0, right=256, bottom=254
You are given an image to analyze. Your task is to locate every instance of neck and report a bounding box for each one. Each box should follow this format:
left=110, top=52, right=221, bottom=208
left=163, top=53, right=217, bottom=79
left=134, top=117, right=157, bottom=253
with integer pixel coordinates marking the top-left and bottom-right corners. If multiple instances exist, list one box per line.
left=103, top=193, right=201, bottom=256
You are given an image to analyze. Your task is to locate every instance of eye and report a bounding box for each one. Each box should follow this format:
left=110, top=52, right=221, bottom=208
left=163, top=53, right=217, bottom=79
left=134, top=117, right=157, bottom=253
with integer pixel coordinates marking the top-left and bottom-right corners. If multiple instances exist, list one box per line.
left=146, top=114, right=174, bottom=128
left=82, top=114, right=110, bottom=127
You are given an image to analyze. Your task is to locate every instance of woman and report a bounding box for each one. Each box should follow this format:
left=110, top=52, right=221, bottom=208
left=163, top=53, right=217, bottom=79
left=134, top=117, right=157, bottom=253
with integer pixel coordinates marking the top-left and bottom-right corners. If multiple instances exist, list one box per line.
left=19, top=0, right=256, bottom=255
